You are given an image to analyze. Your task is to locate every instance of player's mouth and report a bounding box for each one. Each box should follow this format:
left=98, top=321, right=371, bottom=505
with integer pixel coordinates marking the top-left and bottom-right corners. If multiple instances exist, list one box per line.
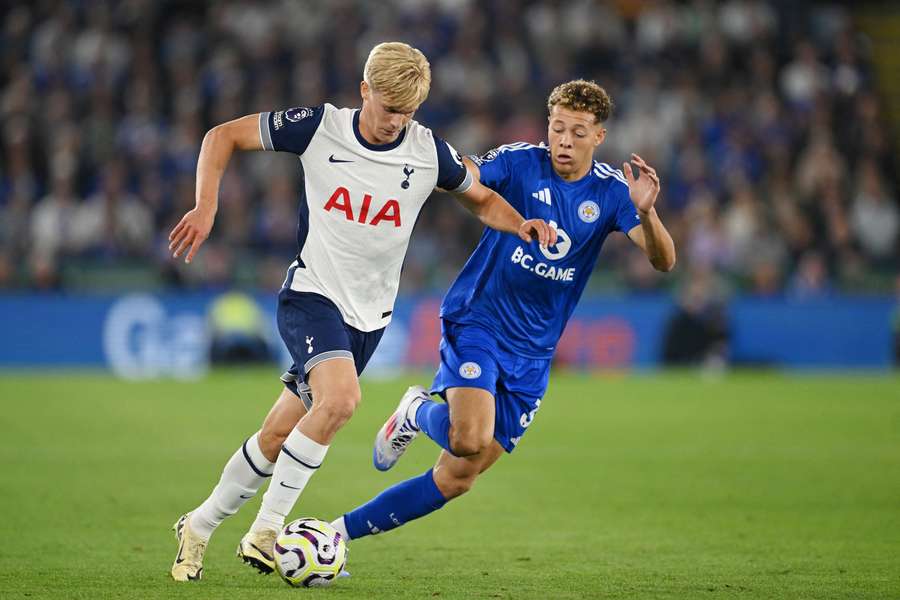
left=555, top=153, right=573, bottom=165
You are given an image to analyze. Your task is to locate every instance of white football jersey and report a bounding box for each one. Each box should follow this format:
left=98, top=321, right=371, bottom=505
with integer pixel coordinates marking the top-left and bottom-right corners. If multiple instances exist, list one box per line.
left=258, top=104, right=472, bottom=332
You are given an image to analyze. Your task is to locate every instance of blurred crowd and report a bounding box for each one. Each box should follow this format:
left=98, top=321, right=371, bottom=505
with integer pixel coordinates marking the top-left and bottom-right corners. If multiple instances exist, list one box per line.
left=0, top=0, right=897, bottom=296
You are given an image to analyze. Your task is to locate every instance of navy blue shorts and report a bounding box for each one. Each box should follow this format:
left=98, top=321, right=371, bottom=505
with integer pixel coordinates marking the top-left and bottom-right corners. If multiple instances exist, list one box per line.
left=277, top=289, right=384, bottom=410
left=430, top=319, right=550, bottom=453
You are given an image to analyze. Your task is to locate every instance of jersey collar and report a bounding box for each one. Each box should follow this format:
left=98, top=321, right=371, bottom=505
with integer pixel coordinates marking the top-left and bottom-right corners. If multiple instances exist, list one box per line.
left=352, top=109, right=407, bottom=151
left=547, top=153, right=595, bottom=187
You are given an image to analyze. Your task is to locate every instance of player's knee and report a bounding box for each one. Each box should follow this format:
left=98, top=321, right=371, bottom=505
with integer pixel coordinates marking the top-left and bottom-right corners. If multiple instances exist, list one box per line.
left=448, top=426, right=492, bottom=457
left=315, top=389, right=360, bottom=428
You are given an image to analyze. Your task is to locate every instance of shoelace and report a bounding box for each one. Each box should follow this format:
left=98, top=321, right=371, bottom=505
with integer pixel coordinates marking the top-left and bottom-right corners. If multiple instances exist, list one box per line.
left=389, top=420, right=417, bottom=451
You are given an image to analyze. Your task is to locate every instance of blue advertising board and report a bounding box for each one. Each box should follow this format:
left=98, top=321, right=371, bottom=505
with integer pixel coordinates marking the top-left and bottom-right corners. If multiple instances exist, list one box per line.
left=0, top=293, right=894, bottom=375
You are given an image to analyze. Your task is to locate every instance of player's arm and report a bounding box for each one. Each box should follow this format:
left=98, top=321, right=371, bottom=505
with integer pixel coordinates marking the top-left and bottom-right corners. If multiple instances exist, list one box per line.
left=169, top=114, right=263, bottom=263
left=434, top=136, right=555, bottom=247
left=456, top=158, right=557, bottom=247
left=622, top=153, right=676, bottom=272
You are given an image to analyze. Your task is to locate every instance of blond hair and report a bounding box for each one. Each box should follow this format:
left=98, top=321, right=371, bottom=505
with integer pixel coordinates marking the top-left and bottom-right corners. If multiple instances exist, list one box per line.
left=547, top=79, right=613, bottom=123
left=363, top=42, right=431, bottom=111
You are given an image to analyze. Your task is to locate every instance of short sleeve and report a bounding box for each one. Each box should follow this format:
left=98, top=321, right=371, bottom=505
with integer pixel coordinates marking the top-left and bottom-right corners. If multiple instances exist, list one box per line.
left=470, top=147, right=511, bottom=192
left=434, top=136, right=473, bottom=193
left=258, top=105, right=325, bottom=155
left=612, top=180, right=641, bottom=233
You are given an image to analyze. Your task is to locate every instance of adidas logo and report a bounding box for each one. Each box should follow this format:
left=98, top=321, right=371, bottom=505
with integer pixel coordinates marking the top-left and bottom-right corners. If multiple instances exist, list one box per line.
left=532, top=187, right=551, bottom=206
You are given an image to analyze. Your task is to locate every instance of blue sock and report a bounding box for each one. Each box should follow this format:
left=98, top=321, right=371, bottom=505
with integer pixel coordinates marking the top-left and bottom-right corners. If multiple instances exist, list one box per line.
left=343, top=469, right=447, bottom=540
left=416, top=400, right=453, bottom=453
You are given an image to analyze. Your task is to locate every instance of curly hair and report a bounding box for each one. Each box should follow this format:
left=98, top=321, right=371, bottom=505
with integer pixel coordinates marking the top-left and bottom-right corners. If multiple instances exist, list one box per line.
left=547, top=79, right=613, bottom=124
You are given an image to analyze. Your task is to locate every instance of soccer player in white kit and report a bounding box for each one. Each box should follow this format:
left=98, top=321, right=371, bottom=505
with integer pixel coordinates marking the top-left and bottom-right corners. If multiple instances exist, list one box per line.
left=167, top=42, right=556, bottom=581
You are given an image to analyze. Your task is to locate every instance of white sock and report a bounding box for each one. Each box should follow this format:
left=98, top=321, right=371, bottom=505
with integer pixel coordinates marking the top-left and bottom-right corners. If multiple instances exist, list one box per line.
left=251, top=429, right=328, bottom=533
left=191, top=432, right=275, bottom=541
left=330, top=516, right=351, bottom=541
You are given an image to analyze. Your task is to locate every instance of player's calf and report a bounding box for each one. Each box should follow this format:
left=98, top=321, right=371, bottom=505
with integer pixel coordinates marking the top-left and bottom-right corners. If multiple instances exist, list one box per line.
left=432, top=439, right=505, bottom=500
left=250, top=428, right=330, bottom=533
left=257, top=428, right=290, bottom=462
left=432, top=466, right=478, bottom=499
left=258, top=388, right=310, bottom=461
left=334, top=468, right=447, bottom=540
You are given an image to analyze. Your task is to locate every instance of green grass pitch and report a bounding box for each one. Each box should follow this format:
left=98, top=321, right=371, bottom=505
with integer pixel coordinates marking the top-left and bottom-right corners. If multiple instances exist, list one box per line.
left=0, top=369, right=898, bottom=599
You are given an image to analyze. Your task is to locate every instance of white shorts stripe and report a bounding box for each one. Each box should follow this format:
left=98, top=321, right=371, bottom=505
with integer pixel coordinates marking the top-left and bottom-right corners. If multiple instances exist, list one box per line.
left=304, top=349, right=354, bottom=374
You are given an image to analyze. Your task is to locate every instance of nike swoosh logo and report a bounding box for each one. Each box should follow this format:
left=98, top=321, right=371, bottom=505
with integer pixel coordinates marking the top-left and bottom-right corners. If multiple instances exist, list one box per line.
left=239, top=494, right=253, bottom=499
left=249, top=542, right=273, bottom=561
left=174, top=517, right=187, bottom=563
left=329, top=154, right=353, bottom=163
left=279, top=481, right=302, bottom=490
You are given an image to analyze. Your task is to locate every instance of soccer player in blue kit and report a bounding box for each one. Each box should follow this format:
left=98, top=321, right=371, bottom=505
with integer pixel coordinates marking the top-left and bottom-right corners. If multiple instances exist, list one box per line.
left=329, top=79, right=676, bottom=545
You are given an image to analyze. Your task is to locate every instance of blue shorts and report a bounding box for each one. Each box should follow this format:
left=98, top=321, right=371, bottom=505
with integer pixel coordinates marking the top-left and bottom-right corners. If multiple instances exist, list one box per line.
left=277, top=289, right=384, bottom=410
left=430, top=319, right=551, bottom=453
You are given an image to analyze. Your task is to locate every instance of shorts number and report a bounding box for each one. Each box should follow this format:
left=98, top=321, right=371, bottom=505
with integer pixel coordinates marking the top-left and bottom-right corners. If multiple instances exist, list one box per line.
left=519, top=399, right=542, bottom=428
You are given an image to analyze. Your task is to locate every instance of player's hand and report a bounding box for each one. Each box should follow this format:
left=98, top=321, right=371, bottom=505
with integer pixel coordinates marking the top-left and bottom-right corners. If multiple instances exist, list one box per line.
left=623, top=153, right=660, bottom=215
left=518, top=218, right=558, bottom=247
left=168, top=206, right=216, bottom=264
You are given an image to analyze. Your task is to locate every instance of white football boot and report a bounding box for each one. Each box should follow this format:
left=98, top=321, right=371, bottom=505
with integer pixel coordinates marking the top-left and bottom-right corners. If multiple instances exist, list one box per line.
left=237, top=528, right=277, bottom=574
left=171, top=513, right=207, bottom=581
left=373, top=385, right=428, bottom=471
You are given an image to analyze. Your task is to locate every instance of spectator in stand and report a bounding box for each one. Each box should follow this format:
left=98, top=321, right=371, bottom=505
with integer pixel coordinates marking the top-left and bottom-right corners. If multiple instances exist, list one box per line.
left=0, top=0, right=895, bottom=295
left=73, top=160, right=153, bottom=258
left=662, top=268, right=730, bottom=368
left=850, top=160, right=899, bottom=266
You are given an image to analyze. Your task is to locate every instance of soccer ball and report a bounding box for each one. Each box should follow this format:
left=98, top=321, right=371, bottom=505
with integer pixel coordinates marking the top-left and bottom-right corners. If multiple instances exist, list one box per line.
left=274, top=518, right=347, bottom=588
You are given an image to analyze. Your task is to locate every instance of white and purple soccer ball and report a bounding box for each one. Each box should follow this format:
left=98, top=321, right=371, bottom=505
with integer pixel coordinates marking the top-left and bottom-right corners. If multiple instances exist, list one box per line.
left=274, top=518, right=347, bottom=588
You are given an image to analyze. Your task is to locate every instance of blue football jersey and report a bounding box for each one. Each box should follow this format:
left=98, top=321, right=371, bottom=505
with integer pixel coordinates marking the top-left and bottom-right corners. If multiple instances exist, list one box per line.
left=440, top=143, right=641, bottom=359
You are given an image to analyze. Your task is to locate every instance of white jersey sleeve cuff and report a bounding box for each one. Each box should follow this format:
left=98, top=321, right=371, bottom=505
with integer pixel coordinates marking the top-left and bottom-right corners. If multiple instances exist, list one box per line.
left=446, top=168, right=474, bottom=195
left=259, top=112, right=274, bottom=151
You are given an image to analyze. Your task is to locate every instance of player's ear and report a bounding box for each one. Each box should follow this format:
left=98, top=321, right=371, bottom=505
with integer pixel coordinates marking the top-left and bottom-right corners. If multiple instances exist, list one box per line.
left=360, top=80, right=370, bottom=102
left=595, top=126, right=606, bottom=147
